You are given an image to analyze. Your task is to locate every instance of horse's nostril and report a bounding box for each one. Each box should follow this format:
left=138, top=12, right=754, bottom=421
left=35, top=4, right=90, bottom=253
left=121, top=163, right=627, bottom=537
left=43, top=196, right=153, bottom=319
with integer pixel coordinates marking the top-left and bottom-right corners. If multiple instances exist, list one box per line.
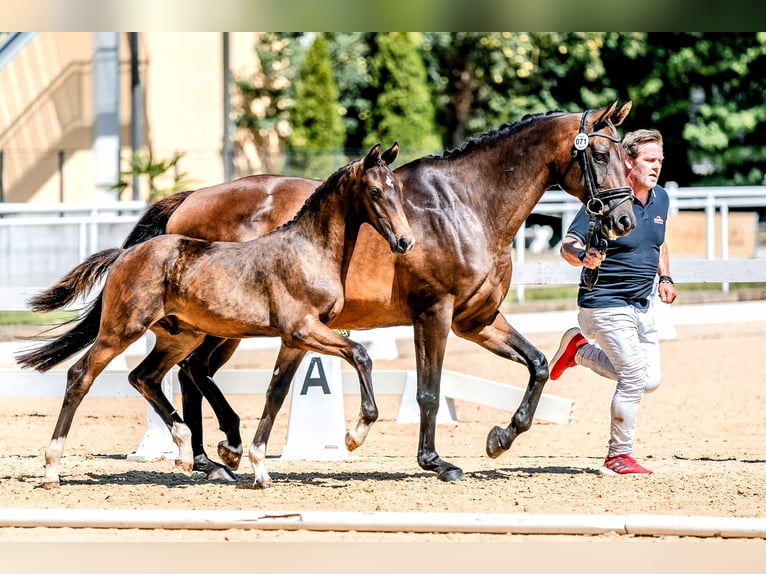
left=397, top=236, right=414, bottom=253
left=619, top=215, right=633, bottom=230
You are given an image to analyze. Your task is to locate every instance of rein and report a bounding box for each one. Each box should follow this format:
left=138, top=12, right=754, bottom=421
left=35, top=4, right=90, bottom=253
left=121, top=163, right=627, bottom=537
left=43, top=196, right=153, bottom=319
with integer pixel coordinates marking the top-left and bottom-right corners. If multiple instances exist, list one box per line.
left=562, top=109, right=633, bottom=290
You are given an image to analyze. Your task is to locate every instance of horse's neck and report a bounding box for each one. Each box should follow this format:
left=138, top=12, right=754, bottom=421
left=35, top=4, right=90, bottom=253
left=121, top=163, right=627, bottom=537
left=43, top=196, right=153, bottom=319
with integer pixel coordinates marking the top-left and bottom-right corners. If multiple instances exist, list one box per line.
left=451, top=135, right=553, bottom=246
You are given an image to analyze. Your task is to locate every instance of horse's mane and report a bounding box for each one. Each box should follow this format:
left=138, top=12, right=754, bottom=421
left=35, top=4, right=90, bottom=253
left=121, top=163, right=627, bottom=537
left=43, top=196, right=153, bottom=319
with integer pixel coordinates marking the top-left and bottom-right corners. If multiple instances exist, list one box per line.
left=272, top=158, right=363, bottom=232
left=420, top=109, right=568, bottom=163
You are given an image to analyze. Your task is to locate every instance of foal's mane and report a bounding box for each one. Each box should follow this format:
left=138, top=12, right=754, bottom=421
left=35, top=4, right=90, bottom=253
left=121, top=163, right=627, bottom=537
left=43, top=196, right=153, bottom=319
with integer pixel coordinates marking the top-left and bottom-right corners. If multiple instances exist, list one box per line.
left=273, top=157, right=365, bottom=232
left=422, top=109, right=568, bottom=163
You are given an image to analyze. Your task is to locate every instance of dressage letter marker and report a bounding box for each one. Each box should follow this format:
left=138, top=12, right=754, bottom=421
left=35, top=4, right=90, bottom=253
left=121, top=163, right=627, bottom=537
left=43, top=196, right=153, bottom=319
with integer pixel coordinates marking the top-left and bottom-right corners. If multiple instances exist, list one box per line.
left=280, top=353, right=353, bottom=461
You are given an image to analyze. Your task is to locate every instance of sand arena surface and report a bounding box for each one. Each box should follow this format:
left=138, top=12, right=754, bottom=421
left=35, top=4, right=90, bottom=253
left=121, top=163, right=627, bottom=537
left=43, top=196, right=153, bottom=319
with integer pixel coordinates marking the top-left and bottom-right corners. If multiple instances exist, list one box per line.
left=0, top=315, right=764, bottom=546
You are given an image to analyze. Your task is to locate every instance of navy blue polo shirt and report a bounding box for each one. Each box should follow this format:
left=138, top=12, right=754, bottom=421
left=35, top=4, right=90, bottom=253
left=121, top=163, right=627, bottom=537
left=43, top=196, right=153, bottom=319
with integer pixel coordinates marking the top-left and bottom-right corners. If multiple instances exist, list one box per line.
left=566, top=185, right=669, bottom=309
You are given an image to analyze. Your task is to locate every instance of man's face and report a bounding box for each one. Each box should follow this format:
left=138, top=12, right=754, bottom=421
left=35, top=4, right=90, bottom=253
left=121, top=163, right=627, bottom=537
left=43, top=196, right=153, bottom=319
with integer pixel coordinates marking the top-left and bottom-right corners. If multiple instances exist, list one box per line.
left=626, top=142, right=664, bottom=191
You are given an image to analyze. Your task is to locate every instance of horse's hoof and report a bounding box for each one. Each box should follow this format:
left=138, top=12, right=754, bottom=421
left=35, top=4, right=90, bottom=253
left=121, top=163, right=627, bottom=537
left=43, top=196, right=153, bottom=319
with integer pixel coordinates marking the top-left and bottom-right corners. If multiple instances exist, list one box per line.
left=218, top=441, right=242, bottom=470
left=206, top=466, right=239, bottom=482
left=438, top=467, right=464, bottom=482
left=40, top=480, right=60, bottom=490
left=486, top=425, right=508, bottom=459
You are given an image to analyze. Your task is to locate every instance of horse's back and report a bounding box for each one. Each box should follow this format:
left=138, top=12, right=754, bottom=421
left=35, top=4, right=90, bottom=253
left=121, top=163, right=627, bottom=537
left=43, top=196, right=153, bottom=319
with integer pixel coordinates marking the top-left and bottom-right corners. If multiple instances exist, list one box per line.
left=166, top=175, right=320, bottom=242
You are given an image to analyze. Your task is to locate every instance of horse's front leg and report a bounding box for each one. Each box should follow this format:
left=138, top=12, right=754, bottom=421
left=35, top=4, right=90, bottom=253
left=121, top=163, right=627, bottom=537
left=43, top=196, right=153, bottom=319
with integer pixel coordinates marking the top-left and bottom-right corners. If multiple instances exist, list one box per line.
left=413, top=302, right=464, bottom=482
left=453, top=312, right=548, bottom=458
left=249, top=345, right=306, bottom=488
left=178, top=336, right=242, bottom=480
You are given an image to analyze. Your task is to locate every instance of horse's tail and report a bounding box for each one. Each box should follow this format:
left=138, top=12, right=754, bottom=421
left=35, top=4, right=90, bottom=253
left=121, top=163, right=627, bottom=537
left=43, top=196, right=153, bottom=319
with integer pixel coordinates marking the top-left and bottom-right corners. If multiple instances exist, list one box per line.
left=15, top=295, right=104, bottom=372
left=120, top=191, right=191, bottom=249
left=27, top=248, right=122, bottom=313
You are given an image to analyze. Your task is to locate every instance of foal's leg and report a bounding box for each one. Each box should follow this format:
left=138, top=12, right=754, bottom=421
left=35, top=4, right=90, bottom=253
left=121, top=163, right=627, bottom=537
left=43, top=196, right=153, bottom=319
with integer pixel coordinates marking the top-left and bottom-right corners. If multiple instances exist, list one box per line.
left=42, top=335, right=139, bottom=489
left=293, top=319, right=379, bottom=450
left=128, top=329, right=205, bottom=476
left=178, top=336, right=243, bottom=478
left=452, top=312, right=548, bottom=459
left=249, top=345, right=306, bottom=489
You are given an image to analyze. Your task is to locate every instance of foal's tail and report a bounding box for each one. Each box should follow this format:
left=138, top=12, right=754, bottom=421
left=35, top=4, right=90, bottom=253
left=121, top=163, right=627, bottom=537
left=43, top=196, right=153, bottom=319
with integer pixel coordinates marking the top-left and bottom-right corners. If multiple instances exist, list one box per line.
left=28, top=191, right=191, bottom=314
left=27, top=248, right=122, bottom=313
left=16, top=249, right=123, bottom=372
left=17, top=192, right=192, bottom=373
left=15, top=295, right=104, bottom=372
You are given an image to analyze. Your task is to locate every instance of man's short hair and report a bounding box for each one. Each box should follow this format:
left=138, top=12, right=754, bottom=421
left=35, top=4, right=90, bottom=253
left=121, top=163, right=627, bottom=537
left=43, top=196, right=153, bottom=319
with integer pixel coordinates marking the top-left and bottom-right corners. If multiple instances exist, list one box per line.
left=622, top=129, right=663, bottom=158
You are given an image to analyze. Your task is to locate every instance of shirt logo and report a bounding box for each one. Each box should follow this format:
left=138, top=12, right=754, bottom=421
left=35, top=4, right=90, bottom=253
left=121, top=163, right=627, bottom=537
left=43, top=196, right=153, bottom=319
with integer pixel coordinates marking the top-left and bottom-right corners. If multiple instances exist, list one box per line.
left=654, top=215, right=664, bottom=224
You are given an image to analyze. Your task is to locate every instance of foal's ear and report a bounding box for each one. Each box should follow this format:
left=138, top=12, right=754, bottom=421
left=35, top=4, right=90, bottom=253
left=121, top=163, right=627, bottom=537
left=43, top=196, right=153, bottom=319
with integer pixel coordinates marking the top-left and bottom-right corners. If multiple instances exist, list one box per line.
left=363, top=143, right=382, bottom=171
left=381, top=141, right=399, bottom=166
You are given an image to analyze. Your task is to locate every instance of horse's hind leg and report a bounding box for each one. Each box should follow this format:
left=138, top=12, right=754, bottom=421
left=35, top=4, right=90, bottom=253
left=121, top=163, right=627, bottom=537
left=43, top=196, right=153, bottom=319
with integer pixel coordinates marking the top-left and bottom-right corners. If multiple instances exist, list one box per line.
left=178, top=336, right=242, bottom=479
left=249, top=345, right=306, bottom=489
left=452, top=313, right=548, bottom=459
left=43, top=338, right=133, bottom=489
left=128, top=330, right=204, bottom=476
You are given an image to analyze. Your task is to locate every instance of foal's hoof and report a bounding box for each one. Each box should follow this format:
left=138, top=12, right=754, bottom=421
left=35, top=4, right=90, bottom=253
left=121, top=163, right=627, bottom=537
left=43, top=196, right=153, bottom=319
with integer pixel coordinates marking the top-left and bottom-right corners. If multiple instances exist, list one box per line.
left=438, top=467, right=464, bottom=483
left=345, top=432, right=360, bottom=452
left=175, top=459, right=194, bottom=476
left=485, top=425, right=510, bottom=459
left=217, top=440, right=243, bottom=470
left=252, top=477, right=273, bottom=490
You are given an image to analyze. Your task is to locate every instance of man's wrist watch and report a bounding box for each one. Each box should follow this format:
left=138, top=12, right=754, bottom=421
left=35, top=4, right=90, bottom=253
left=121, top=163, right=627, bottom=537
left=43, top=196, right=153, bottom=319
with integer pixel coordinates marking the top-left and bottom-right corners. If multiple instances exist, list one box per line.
left=577, top=250, right=586, bottom=262
left=659, top=275, right=674, bottom=284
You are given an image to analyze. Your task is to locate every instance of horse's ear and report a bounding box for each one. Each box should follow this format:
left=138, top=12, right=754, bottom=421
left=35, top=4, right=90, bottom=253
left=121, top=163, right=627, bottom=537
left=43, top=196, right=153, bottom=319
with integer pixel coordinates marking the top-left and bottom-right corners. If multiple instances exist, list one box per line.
left=592, top=100, right=631, bottom=128
left=363, top=143, right=382, bottom=171
left=610, top=100, right=632, bottom=127
left=381, top=142, right=399, bottom=166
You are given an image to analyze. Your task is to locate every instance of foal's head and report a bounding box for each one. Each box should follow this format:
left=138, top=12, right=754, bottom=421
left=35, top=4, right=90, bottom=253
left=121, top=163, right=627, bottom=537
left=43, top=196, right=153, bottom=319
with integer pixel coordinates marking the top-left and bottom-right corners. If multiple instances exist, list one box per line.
left=352, top=143, right=414, bottom=255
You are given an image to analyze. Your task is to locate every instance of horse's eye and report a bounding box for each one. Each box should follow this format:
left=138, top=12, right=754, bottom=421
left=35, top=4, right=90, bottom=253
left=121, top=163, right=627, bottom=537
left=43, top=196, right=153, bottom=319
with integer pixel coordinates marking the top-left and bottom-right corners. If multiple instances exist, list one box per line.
left=593, top=152, right=608, bottom=164
left=370, top=187, right=381, bottom=200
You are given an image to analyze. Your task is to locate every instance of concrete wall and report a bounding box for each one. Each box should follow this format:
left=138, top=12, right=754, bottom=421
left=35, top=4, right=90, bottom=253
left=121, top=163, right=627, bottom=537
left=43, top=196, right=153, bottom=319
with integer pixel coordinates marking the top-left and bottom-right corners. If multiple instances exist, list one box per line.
left=0, top=32, right=258, bottom=204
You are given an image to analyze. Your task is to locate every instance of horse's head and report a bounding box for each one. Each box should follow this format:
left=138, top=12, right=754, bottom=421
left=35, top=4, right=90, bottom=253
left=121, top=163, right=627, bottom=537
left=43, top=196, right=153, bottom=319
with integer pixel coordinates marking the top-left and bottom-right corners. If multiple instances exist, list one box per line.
left=558, top=100, right=636, bottom=240
left=356, top=143, right=414, bottom=254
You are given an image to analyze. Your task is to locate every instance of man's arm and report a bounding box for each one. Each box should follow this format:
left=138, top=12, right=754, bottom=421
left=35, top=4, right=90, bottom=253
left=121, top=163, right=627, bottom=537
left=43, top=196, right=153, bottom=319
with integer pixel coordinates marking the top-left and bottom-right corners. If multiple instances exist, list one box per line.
left=657, top=241, right=677, bottom=304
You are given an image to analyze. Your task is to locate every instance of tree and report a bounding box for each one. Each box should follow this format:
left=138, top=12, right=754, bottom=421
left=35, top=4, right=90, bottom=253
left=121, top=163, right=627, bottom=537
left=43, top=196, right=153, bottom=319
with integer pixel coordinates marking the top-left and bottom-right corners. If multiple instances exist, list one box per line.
left=286, top=34, right=346, bottom=177
left=363, top=33, right=441, bottom=161
left=233, top=32, right=304, bottom=173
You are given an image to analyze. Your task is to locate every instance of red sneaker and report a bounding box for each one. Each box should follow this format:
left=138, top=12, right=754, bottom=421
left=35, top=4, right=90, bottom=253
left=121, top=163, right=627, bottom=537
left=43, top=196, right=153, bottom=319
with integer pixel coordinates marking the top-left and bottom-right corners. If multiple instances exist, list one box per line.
left=549, top=327, right=587, bottom=380
left=600, top=454, right=653, bottom=475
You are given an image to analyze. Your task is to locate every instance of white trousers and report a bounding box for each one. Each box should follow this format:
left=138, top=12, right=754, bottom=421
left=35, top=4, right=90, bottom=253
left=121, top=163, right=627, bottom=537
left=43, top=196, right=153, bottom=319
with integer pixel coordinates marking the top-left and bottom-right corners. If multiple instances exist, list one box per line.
left=576, top=304, right=661, bottom=457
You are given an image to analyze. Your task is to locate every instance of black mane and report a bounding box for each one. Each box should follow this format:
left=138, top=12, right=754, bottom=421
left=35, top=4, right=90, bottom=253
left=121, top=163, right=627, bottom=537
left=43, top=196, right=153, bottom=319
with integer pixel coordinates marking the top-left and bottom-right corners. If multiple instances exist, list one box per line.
left=273, top=158, right=361, bottom=232
left=422, top=109, right=568, bottom=163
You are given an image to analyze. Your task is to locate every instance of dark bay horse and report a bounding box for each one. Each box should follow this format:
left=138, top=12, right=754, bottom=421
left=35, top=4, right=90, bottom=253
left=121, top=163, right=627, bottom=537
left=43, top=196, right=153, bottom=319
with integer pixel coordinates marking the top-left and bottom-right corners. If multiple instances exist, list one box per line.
left=25, top=101, right=636, bottom=484
left=17, top=144, right=414, bottom=489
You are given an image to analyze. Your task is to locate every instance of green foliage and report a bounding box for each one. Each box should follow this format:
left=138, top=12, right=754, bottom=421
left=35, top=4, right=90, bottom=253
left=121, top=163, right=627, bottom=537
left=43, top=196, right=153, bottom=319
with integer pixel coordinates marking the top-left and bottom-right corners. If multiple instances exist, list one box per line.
left=287, top=34, right=347, bottom=178
left=233, top=32, right=766, bottom=191
left=362, top=33, right=441, bottom=161
left=111, top=150, right=197, bottom=202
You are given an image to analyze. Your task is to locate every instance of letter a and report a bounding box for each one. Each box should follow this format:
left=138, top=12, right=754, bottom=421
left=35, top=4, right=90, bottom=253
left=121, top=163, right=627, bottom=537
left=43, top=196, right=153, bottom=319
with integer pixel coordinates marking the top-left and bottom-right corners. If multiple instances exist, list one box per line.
left=300, top=356, right=331, bottom=395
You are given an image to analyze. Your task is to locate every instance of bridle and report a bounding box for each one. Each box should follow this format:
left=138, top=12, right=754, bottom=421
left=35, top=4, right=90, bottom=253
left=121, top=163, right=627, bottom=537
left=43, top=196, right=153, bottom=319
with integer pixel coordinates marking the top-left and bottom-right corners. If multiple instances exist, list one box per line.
left=561, top=108, right=633, bottom=218
left=561, top=109, right=633, bottom=290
